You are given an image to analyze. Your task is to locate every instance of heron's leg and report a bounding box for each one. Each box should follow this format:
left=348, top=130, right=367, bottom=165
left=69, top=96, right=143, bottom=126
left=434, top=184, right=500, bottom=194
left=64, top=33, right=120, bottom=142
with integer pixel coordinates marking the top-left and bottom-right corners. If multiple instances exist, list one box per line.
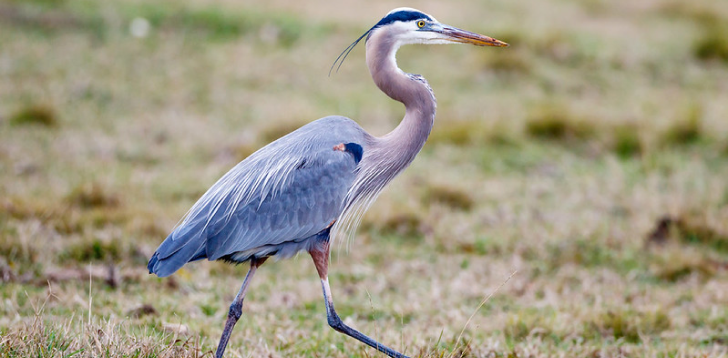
left=215, top=257, right=267, bottom=358
left=309, top=240, right=410, bottom=358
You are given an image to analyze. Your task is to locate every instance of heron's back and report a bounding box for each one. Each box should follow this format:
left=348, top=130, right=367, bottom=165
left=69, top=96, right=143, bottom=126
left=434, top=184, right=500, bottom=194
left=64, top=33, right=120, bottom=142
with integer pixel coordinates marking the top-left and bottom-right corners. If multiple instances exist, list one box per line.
left=147, top=116, right=369, bottom=277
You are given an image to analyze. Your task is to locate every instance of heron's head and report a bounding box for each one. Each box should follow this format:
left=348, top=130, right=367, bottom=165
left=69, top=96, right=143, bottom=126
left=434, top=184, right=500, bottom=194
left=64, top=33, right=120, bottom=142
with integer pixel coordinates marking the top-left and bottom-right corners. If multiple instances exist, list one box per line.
left=331, top=8, right=508, bottom=74
left=370, top=8, right=509, bottom=47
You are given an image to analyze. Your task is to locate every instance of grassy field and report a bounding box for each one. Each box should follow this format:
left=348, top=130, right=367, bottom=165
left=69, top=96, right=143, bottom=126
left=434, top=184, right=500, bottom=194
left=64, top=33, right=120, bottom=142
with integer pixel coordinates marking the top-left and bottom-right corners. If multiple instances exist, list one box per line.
left=2, top=0, right=728, bottom=356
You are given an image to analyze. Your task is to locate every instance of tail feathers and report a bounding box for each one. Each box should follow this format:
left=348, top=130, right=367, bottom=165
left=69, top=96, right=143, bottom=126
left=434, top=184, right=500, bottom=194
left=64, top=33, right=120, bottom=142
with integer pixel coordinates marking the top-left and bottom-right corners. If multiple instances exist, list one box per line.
left=147, top=222, right=207, bottom=277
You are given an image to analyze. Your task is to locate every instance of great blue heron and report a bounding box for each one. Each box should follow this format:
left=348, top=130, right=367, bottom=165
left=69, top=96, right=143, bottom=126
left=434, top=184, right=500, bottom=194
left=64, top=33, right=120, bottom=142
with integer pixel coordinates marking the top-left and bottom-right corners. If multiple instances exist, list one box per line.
left=147, top=7, right=507, bottom=358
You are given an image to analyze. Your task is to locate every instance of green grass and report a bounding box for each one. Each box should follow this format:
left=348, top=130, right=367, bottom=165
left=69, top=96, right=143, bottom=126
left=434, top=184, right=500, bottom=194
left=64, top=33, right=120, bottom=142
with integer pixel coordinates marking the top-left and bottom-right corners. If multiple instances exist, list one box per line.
left=524, top=103, right=597, bottom=142
left=610, top=123, right=643, bottom=158
left=661, top=103, right=704, bottom=146
left=1, top=0, right=728, bottom=357
left=8, top=104, right=59, bottom=127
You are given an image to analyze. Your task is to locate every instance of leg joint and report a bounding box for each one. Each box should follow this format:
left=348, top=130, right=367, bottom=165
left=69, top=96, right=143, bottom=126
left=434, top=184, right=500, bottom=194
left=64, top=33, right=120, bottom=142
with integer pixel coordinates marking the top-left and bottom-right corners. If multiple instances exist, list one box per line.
left=326, top=309, right=345, bottom=331
left=228, top=302, right=243, bottom=320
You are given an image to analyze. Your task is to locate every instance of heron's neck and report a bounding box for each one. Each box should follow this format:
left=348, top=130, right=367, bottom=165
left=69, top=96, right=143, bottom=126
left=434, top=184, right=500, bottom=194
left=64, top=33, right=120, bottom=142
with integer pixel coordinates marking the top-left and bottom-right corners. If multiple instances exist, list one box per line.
left=365, top=30, right=437, bottom=167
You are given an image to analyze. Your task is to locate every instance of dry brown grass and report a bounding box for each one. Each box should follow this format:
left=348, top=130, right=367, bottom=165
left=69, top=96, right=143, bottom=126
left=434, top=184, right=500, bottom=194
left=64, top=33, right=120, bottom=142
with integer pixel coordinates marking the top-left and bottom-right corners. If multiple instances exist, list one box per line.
left=1, top=0, right=728, bottom=357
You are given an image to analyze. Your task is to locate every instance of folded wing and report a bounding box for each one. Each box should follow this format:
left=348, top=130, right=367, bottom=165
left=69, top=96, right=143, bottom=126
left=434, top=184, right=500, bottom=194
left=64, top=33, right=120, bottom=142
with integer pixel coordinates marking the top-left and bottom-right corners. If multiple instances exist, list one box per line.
left=148, top=116, right=366, bottom=277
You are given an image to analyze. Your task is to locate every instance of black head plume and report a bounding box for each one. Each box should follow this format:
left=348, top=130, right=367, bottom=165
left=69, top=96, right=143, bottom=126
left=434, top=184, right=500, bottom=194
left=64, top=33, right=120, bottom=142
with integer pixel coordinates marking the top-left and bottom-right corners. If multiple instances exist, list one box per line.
left=328, top=27, right=374, bottom=76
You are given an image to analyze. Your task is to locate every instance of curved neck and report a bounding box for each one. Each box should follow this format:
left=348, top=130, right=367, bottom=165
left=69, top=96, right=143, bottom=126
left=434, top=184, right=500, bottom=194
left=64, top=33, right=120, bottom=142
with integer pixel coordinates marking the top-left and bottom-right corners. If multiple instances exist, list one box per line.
left=331, top=28, right=439, bottom=244
left=365, top=28, right=437, bottom=164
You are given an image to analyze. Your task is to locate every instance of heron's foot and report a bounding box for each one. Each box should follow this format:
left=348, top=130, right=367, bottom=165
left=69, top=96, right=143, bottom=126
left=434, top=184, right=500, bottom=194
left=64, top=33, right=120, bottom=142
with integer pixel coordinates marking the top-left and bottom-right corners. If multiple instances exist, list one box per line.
left=325, top=306, right=410, bottom=358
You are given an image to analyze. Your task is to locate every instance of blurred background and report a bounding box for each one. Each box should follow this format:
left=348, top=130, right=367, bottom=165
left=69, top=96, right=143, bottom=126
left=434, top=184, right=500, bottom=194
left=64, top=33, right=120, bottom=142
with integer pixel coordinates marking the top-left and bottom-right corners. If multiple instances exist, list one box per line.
left=1, top=0, right=727, bottom=356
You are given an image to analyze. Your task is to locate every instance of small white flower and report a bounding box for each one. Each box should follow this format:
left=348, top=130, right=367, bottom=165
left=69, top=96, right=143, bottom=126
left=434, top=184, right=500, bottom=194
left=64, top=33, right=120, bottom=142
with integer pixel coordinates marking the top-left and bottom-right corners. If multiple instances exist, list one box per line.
left=130, top=17, right=150, bottom=38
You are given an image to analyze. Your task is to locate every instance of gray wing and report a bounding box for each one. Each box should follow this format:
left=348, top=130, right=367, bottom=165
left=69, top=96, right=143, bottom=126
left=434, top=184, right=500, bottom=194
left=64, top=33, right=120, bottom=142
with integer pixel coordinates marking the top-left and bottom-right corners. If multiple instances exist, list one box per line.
left=148, top=116, right=367, bottom=277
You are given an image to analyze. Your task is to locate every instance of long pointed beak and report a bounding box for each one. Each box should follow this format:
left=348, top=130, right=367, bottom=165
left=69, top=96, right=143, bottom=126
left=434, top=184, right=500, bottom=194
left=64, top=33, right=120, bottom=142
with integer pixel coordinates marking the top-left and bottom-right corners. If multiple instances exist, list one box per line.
left=440, top=25, right=508, bottom=47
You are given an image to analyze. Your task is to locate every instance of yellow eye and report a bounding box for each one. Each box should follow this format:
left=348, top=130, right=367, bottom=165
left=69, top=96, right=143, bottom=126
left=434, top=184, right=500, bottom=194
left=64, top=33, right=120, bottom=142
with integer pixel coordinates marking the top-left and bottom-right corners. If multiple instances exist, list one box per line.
left=417, top=20, right=426, bottom=28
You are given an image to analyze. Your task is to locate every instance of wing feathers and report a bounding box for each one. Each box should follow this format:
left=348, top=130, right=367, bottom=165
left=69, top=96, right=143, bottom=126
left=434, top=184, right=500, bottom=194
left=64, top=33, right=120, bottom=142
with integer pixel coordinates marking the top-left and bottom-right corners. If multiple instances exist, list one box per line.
left=148, top=116, right=367, bottom=276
